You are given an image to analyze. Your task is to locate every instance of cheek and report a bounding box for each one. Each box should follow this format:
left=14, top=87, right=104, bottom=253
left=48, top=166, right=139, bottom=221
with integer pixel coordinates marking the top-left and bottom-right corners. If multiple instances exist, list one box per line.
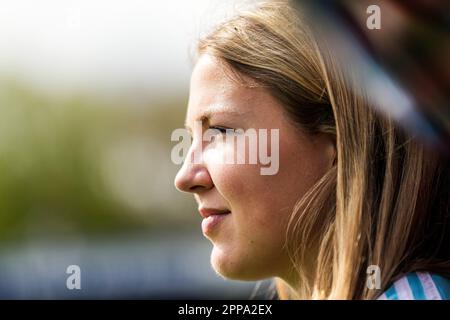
left=210, top=160, right=289, bottom=237
left=205, top=135, right=298, bottom=223
left=204, top=130, right=325, bottom=237
left=203, top=138, right=261, bottom=199
left=208, top=162, right=260, bottom=204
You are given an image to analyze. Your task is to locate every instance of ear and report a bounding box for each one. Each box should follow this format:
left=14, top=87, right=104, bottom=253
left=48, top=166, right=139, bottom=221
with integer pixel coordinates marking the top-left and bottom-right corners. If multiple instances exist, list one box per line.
left=323, top=133, right=337, bottom=168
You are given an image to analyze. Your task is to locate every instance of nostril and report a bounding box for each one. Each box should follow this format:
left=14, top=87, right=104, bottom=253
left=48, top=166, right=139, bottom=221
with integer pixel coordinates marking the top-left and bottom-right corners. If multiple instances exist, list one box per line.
left=189, top=185, right=204, bottom=192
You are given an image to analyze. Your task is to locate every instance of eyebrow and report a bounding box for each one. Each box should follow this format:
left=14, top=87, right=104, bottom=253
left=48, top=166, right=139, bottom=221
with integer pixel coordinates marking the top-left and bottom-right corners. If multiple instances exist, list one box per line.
left=184, top=105, right=252, bottom=131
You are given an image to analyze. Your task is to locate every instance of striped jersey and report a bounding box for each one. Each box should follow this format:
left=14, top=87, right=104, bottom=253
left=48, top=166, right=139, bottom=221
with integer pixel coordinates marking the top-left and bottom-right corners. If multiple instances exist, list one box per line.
left=377, top=272, right=450, bottom=300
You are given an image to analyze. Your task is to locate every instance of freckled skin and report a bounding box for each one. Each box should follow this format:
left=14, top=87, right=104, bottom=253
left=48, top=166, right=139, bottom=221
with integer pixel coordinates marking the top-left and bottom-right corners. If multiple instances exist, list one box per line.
left=175, top=54, right=335, bottom=281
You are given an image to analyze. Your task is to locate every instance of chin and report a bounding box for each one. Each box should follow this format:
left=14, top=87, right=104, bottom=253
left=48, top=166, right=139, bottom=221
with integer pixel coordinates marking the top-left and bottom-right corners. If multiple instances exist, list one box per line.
left=210, top=245, right=270, bottom=281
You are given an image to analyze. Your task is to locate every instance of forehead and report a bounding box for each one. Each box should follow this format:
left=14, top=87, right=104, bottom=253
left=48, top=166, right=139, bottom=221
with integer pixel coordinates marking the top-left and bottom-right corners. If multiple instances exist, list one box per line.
left=190, top=54, right=231, bottom=90
left=186, top=55, right=260, bottom=122
left=190, top=54, right=255, bottom=94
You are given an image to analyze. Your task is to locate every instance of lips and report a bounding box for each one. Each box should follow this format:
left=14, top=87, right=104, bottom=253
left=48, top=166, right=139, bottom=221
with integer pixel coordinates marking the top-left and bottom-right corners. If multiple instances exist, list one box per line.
left=198, top=207, right=231, bottom=218
left=198, top=207, right=231, bottom=236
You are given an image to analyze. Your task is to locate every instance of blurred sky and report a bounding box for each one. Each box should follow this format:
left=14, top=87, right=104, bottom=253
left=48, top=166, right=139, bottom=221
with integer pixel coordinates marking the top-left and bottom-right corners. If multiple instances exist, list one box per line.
left=0, top=0, right=255, bottom=101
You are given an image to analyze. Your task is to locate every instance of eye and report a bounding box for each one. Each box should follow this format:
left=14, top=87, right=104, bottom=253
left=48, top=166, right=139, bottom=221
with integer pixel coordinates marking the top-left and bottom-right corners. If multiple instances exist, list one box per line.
left=209, top=125, right=232, bottom=134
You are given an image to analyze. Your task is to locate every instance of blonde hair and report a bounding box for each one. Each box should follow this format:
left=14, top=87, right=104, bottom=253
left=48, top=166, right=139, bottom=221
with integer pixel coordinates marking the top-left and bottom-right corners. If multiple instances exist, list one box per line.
left=196, top=1, right=450, bottom=299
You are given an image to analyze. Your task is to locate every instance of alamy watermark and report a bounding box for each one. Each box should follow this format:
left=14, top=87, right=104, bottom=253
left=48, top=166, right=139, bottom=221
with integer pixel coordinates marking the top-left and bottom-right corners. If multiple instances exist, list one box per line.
left=366, top=265, right=381, bottom=290
left=171, top=120, right=280, bottom=175
left=66, top=264, right=81, bottom=290
left=366, top=5, right=381, bottom=30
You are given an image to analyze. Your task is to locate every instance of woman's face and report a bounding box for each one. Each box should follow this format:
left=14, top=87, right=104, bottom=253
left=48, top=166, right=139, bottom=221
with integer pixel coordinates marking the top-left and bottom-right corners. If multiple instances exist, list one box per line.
left=174, top=54, right=335, bottom=281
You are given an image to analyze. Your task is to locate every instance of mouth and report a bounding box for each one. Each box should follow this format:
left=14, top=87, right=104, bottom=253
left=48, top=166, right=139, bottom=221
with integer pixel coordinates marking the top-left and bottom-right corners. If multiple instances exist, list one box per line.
left=198, top=207, right=231, bottom=218
left=198, top=207, right=231, bottom=236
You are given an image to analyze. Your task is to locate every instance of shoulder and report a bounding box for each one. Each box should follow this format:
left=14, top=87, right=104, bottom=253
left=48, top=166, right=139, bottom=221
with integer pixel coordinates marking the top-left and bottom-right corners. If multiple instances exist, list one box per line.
left=377, top=271, right=450, bottom=300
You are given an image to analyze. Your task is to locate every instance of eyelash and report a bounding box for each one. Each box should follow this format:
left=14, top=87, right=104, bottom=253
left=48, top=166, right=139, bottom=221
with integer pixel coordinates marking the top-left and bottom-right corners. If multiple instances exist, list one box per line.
left=209, top=126, right=230, bottom=134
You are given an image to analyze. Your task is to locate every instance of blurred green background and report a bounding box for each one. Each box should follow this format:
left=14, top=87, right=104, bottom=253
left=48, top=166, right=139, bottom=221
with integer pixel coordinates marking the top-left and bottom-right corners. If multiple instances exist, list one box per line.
left=0, top=78, right=194, bottom=242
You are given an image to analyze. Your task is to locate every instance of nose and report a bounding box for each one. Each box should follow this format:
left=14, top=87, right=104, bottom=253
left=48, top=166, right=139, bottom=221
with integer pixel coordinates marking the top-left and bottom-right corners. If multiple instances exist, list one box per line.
left=174, top=147, right=213, bottom=193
